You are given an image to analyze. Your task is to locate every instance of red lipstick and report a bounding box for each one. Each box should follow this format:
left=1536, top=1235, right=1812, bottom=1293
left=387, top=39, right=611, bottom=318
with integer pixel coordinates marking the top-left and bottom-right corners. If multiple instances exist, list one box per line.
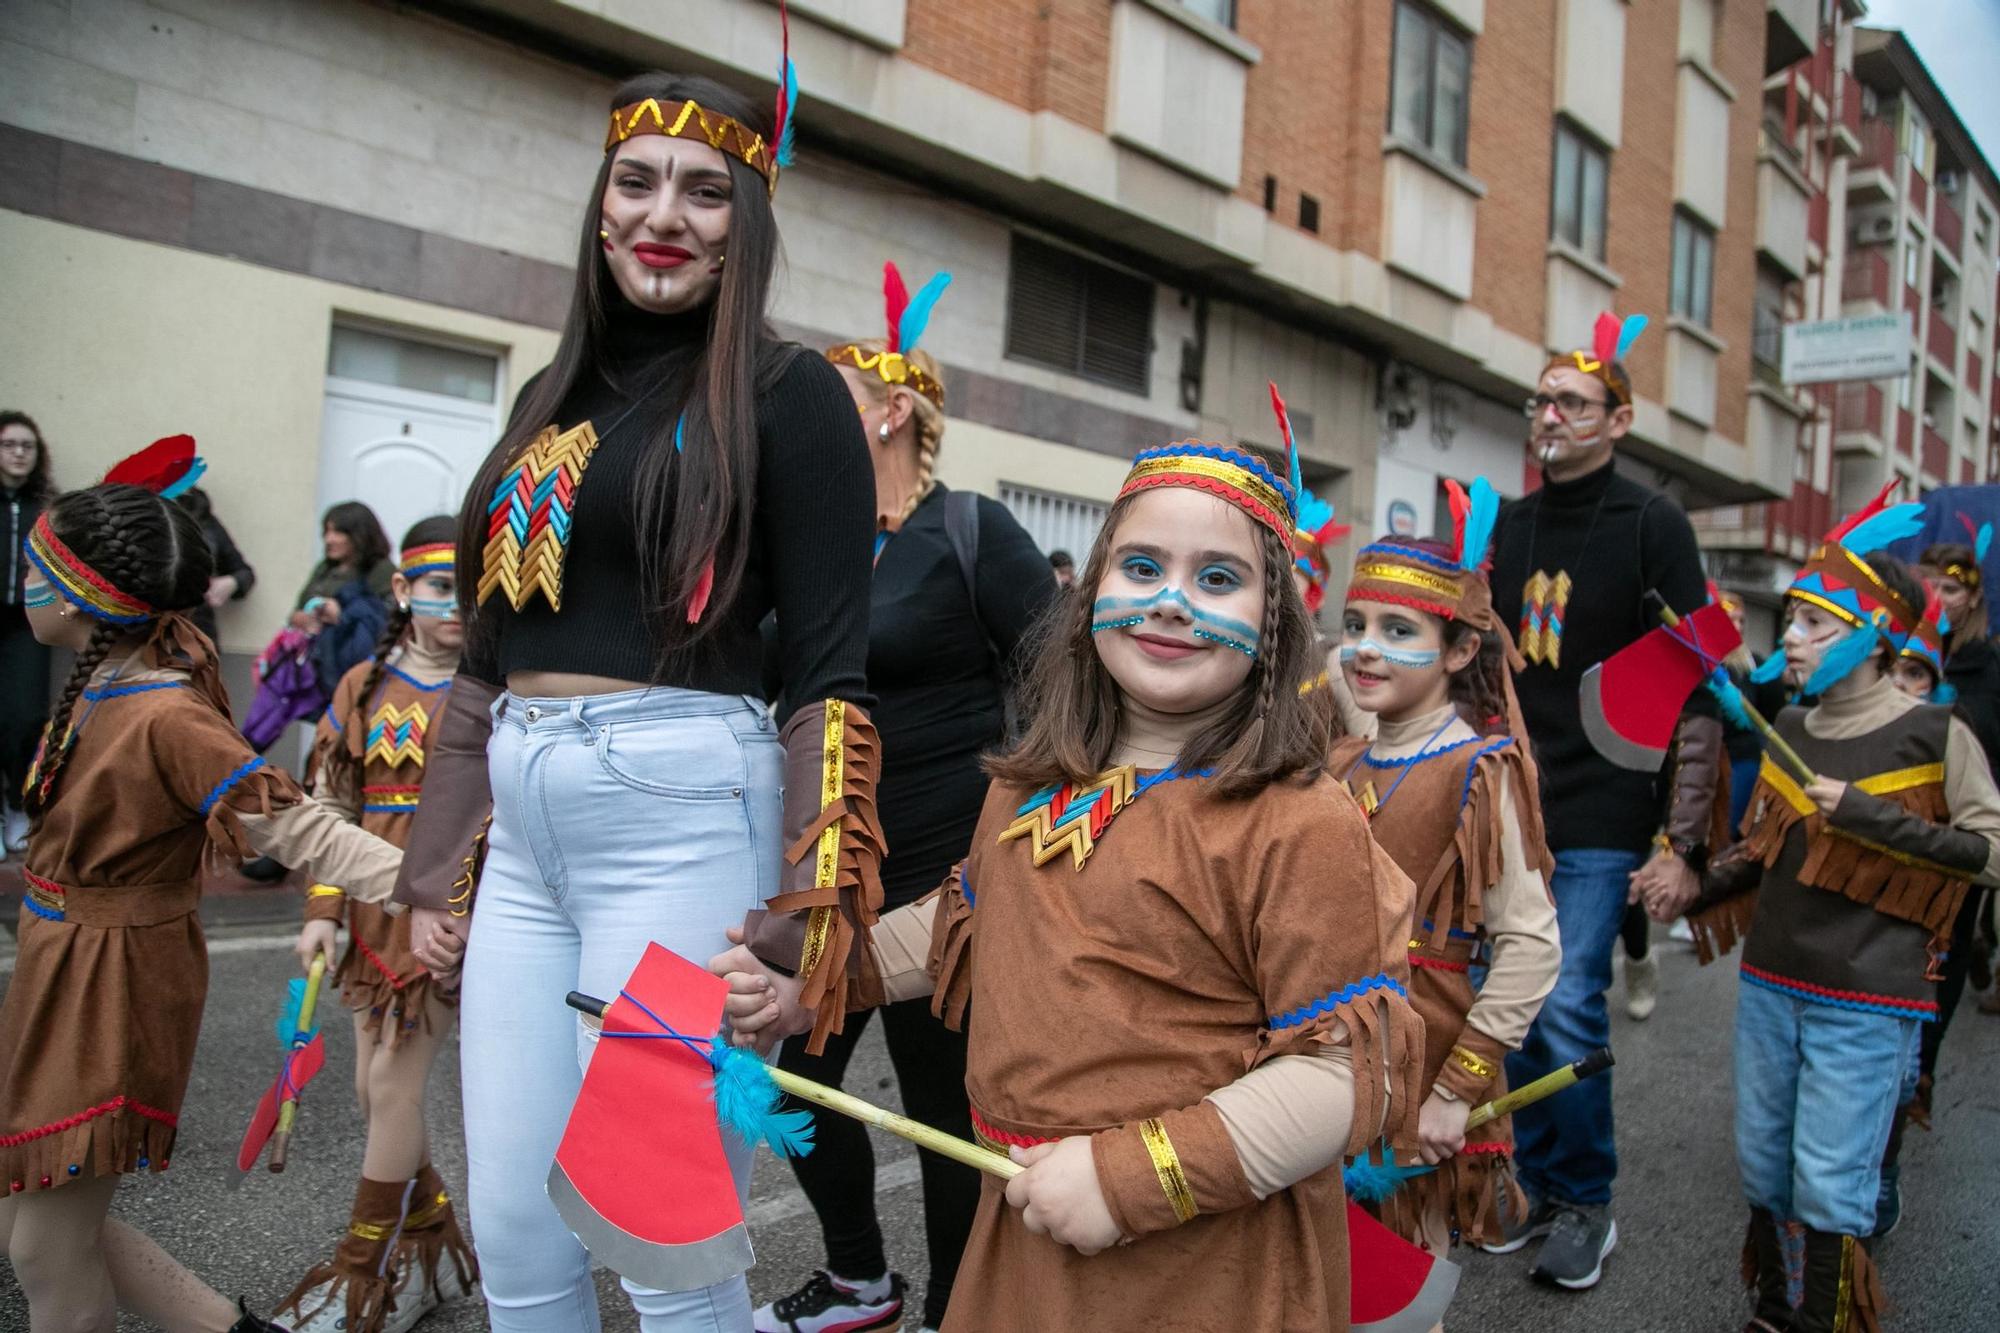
left=632, top=242, right=693, bottom=269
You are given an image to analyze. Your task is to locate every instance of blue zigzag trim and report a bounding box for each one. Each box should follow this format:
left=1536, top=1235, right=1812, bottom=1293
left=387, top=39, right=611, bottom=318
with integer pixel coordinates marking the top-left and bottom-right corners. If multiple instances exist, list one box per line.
left=22, top=896, right=64, bottom=922
left=82, top=681, right=184, bottom=702
left=1739, top=966, right=1937, bottom=1022
left=1354, top=735, right=1484, bottom=769
left=960, top=864, right=975, bottom=910
left=1357, top=541, right=1458, bottom=571
left=324, top=705, right=344, bottom=734
left=1268, top=972, right=1408, bottom=1031
left=1459, top=737, right=1515, bottom=809
left=386, top=666, right=453, bottom=693
left=199, top=755, right=266, bottom=816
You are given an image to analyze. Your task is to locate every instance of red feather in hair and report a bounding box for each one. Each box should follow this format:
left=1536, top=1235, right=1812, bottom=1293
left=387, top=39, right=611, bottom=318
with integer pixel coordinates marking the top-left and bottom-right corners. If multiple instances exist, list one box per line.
left=1825, top=479, right=1902, bottom=545
left=1444, top=477, right=1471, bottom=555
left=103, top=434, right=197, bottom=494
left=1959, top=512, right=1982, bottom=545
left=1591, top=311, right=1621, bottom=367
left=883, top=261, right=910, bottom=354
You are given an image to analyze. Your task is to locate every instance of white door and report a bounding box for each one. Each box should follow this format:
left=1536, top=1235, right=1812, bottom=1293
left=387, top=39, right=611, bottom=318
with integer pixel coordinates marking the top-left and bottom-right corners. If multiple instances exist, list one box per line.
left=316, top=326, right=502, bottom=553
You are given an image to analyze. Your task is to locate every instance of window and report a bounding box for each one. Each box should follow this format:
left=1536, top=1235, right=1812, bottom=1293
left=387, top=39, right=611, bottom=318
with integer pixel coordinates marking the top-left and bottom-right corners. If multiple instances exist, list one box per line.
left=1900, top=355, right=1918, bottom=411
left=1005, top=234, right=1155, bottom=395
left=1390, top=2, right=1471, bottom=168
left=1904, top=228, right=1922, bottom=291
left=326, top=326, right=497, bottom=404
left=1299, top=193, right=1321, bottom=234
left=1175, top=0, right=1235, bottom=27
left=1976, top=207, right=1993, bottom=255
left=1262, top=175, right=1277, bottom=212
left=1906, top=111, right=1932, bottom=179
left=1551, top=121, right=1609, bottom=261
left=1670, top=211, right=1716, bottom=327
left=998, top=483, right=1109, bottom=563
left=1753, top=263, right=1787, bottom=372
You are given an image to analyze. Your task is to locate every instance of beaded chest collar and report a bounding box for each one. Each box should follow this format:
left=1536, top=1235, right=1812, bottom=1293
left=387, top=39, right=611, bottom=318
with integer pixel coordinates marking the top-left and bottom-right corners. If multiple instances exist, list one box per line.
left=1000, top=765, right=1207, bottom=870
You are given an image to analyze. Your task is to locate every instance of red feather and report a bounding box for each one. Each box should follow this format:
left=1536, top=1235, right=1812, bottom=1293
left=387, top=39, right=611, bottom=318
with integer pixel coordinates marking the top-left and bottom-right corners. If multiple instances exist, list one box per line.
left=883, top=261, right=910, bottom=353
left=1825, top=479, right=1901, bottom=545
left=686, top=556, right=716, bottom=625
left=103, top=434, right=196, bottom=493
left=1959, top=512, right=1982, bottom=545
left=1268, top=382, right=1295, bottom=454
left=1444, top=477, right=1471, bottom=555
left=1591, top=311, right=1620, bottom=367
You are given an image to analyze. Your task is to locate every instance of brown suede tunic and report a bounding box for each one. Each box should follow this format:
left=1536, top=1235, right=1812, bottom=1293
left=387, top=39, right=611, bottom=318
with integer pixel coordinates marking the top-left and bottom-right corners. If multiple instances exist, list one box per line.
left=1, top=677, right=302, bottom=1194
left=306, top=657, right=458, bottom=1037
left=925, top=768, right=1422, bottom=1332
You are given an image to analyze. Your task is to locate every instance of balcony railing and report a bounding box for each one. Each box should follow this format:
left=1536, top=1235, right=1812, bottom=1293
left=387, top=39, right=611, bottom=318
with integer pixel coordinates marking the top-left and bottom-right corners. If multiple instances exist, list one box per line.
left=1936, top=197, right=1964, bottom=262
left=1859, top=117, right=1897, bottom=173
left=1845, top=246, right=1892, bottom=305
left=1929, top=308, right=1957, bottom=367
left=1899, top=409, right=1915, bottom=456
left=1923, top=425, right=1949, bottom=478
left=1837, top=382, right=1884, bottom=434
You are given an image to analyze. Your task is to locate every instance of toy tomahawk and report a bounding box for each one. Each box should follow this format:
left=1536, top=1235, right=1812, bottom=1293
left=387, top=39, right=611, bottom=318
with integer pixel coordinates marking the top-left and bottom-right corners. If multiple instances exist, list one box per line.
left=236, top=956, right=328, bottom=1178
left=1580, top=596, right=1815, bottom=784
left=559, top=943, right=1460, bottom=1332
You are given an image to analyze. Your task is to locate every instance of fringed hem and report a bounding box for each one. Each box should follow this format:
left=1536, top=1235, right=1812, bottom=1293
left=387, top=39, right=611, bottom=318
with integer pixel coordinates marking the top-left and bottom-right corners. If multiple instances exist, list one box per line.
left=1689, top=889, right=1758, bottom=965
left=924, top=865, right=974, bottom=1032
left=274, top=1266, right=397, bottom=1333
left=1743, top=774, right=1969, bottom=936
left=1370, top=1145, right=1524, bottom=1251
left=1255, top=982, right=1425, bottom=1156
left=1847, top=1238, right=1886, bottom=1333
left=205, top=765, right=306, bottom=866
left=402, top=1206, right=478, bottom=1302
left=774, top=702, right=887, bottom=1052
left=338, top=964, right=454, bottom=1044
left=1409, top=743, right=1551, bottom=961
left=0, top=1106, right=177, bottom=1194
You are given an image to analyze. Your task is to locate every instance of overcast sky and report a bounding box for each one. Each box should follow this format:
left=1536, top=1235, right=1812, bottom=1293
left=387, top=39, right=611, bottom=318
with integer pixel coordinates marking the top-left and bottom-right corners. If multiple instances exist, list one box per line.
left=1862, top=0, right=2000, bottom=169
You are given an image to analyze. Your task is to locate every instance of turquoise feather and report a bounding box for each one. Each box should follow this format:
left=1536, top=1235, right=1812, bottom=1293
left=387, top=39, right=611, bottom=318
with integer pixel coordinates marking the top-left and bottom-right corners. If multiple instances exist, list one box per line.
left=1342, top=1144, right=1431, bottom=1202
left=776, top=59, right=798, bottom=168
left=159, top=458, right=207, bottom=501
left=1803, top=622, right=1881, bottom=696
left=272, top=977, right=321, bottom=1047
left=708, top=1039, right=815, bottom=1158
left=898, top=272, right=952, bottom=356
left=1978, top=523, right=1993, bottom=564
left=1839, top=502, right=1924, bottom=556
left=1749, top=650, right=1789, bottom=685
left=1459, top=476, right=1499, bottom=571
left=1707, top=668, right=1755, bottom=731
left=1614, top=314, right=1649, bottom=362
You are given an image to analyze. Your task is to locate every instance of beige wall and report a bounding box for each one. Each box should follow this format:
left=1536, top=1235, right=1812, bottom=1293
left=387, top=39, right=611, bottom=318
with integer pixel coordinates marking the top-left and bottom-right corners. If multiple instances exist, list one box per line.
left=934, top=419, right=1133, bottom=507
left=0, top=210, right=558, bottom=654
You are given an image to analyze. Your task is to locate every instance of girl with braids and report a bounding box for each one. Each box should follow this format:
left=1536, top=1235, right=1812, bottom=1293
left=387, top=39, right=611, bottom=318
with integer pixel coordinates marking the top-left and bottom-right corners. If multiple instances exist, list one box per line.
left=1329, top=484, right=1562, bottom=1261
left=388, top=55, right=883, bottom=1330
left=715, top=436, right=1425, bottom=1331
left=754, top=265, right=1055, bottom=1333
left=0, top=458, right=404, bottom=1333
left=280, top=516, right=476, bottom=1333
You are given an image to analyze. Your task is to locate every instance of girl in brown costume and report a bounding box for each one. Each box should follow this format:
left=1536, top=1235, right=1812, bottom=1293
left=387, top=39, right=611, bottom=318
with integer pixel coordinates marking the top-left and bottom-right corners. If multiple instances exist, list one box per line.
left=280, top=517, right=477, bottom=1333
left=718, top=434, right=1426, bottom=1331
left=1330, top=481, right=1561, bottom=1263
left=0, top=462, right=403, bottom=1332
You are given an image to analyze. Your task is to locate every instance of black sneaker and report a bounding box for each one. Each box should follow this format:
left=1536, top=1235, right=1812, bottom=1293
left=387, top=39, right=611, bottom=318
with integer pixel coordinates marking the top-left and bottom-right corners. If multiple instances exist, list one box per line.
left=1479, top=1189, right=1557, bottom=1255
left=754, top=1271, right=905, bottom=1333
left=1530, top=1203, right=1617, bottom=1290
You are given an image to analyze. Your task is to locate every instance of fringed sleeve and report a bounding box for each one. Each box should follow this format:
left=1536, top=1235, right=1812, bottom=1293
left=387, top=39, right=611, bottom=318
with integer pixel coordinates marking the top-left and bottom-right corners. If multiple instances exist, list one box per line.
left=745, top=700, right=887, bottom=1053
left=391, top=677, right=498, bottom=913
left=1687, top=845, right=1764, bottom=965
left=923, top=861, right=975, bottom=1030
left=1247, top=782, right=1425, bottom=1158
left=1411, top=740, right=1552, bottom=957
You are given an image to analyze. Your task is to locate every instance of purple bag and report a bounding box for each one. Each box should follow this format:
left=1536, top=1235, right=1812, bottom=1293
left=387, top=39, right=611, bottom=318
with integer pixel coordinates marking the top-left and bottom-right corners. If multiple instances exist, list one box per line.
left=243, top=628, right=329, bottom=753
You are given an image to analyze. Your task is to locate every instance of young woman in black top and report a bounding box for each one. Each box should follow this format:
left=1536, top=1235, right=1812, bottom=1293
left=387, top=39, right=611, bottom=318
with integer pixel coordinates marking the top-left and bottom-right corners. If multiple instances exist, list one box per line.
left=754, top=291, right=1056, bottom=1333
left=1, top=410, right=56, bottom=853
left=390, top=72, right=882, bottom=1330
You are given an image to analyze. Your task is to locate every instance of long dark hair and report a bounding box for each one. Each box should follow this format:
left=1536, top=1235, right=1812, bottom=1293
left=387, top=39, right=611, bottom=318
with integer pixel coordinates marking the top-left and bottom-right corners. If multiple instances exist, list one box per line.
left=321, top=500, right=390, bottom=573
left=27, top=485, right=213, bottom=813
left=986, top=492, right=1327, bottom=798
left=457, top=72, right=795, bottom=675
left=0, top=410, right=56, bottom=502
left=1919, top=541, right=1990, bottom=653
left=322, top=514, right=457, bottom=793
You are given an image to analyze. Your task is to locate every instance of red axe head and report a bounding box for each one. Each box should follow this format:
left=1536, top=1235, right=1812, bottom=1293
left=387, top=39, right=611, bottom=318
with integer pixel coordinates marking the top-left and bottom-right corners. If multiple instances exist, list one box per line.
left=548, top=944, right=756, bottom=1292
left=1580, top=600, right=1742, bottom=772
left=1349, top=1200, right=1461, bottom=1331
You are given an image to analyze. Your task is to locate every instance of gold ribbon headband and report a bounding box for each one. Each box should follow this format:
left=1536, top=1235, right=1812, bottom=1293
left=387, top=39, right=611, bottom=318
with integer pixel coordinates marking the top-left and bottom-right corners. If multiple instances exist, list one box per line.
left=825, top=346, right=945, bottom=408
left=604, top=97, right=778, bottom=187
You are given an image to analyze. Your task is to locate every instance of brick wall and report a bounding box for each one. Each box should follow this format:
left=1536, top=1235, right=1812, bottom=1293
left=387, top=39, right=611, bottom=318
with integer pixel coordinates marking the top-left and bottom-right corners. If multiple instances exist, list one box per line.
left=1235, top=0, right=1362, bottom=247
left=1468, top=0, right=1556, bottom=346
left=1605, top=0, right=1675, bottom=406
left=904, top=0, right=1109, bottom=129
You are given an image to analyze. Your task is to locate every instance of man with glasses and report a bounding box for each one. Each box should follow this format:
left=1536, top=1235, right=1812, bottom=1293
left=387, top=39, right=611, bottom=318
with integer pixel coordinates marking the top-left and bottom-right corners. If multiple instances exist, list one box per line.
left=1482, top=331, right=1724, bottom=1292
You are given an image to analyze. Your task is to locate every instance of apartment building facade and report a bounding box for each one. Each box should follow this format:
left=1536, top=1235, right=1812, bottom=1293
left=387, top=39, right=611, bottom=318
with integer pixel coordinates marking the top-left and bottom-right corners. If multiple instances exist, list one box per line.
left=2, top=0, right=1787, bottom=676
left=1700, top=14, right=2000, bottom=629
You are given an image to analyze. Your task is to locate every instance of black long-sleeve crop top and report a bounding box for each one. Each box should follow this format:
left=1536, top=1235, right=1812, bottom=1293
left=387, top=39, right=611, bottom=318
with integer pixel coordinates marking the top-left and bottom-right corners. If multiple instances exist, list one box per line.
left=461, top=301, right=874, bottom=714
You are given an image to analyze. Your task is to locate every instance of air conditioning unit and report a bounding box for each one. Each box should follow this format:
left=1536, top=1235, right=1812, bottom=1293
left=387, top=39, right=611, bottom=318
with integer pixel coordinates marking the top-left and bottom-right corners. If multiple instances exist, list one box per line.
left=1857, top=215, right=1897, bottom=244
left=1940, top=169, right=1963, bottom=195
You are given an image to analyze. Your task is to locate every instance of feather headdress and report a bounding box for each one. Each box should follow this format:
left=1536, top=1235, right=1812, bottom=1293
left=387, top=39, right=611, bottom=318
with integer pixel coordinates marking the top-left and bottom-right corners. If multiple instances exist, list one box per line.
left=1547, top=310, right=1648, bottom=405
left=1779, top=480, right=1926, bottom=692
left=826, top=261, right=953, bottom=407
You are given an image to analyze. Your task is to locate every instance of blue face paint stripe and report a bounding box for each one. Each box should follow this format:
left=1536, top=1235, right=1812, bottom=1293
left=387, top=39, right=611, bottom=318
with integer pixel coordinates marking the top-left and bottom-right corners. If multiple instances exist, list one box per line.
left=24, top=585, right=57, bottom=609
left=408, top=596, right=458, bottom=621
left=1338, top=639, right=1439, bottom=669
left=1092, top=588, right=1263, bottom=645
left=1194, top=628, right=1258, bottom=658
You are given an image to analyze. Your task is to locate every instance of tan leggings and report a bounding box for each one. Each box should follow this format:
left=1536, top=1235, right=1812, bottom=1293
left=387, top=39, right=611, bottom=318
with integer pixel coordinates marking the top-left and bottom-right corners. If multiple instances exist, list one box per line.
left=0, top=1175, right=239, bottom=1332
left=350, top=990, right=456, bottom=1182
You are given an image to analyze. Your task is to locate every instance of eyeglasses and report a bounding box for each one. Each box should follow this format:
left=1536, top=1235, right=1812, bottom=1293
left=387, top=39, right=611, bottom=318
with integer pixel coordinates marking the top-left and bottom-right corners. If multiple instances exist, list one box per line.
left=1523, top=392, right=1608, bottom=420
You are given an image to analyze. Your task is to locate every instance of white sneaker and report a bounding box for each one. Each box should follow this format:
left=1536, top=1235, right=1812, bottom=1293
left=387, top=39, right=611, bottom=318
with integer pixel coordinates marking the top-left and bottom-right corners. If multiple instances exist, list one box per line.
left=1624, top=953, right=1659, bottom=1022
left=754, top=1271, right=905, bottom=1333
left=3, top=803, right=29, bottom=854
left=1668, top=918, right=1694, bottom=944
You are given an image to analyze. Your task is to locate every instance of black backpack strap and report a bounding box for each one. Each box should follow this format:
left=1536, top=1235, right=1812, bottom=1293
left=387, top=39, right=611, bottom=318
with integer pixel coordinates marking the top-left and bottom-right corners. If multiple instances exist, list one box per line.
left=944, top=488, right=984, bottom=644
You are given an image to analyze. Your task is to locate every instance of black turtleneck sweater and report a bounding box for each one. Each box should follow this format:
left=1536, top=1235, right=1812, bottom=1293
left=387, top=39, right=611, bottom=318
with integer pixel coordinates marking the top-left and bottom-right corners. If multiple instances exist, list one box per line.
left=462, top=302, right=874, bottom=713
left=1490, top=459, right=1711, bottom=854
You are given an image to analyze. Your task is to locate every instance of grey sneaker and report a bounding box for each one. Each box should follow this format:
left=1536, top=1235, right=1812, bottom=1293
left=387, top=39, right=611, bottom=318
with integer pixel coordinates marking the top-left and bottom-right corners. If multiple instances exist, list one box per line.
left=1531, top=1203, right=1618, bottom=1289
left=1624, top=952, right=1660, bottom=1021
left=1479, top=1190, right=1557, bottom=1255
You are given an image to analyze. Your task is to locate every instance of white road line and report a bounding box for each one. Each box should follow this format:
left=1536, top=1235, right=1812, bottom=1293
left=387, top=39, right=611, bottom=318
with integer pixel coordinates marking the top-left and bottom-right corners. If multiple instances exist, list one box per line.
left=0, top=927, right=295, bottom=975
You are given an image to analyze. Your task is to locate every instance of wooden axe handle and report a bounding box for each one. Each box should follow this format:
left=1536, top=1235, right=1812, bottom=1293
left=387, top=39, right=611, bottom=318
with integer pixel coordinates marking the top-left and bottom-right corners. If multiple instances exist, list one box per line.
left=1464, top=1047, right=1613, bottom=1130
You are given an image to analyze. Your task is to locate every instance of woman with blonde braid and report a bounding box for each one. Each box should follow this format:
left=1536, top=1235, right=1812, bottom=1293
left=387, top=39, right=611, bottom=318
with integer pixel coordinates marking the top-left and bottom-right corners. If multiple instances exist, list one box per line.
left=754, top=263, right=1057, bottom=1333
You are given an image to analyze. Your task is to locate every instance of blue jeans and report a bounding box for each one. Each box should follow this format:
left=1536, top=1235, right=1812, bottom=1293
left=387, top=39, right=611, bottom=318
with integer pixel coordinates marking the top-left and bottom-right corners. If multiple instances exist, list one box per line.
left=459, top=687, right=783, bottom=1332
left=1734, top=979, right=1918, bottom=1236
left=1506, top=846, right=1641, bottom=1208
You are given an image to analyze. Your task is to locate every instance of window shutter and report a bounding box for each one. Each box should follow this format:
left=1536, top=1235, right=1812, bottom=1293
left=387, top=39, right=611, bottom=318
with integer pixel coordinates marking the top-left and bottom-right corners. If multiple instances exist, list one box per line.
left=1006, top=235, right=1154, bottom=395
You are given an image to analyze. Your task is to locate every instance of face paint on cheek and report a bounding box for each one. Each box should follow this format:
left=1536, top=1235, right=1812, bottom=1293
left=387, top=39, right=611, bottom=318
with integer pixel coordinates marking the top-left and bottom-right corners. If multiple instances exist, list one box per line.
left=24, top=583, right=57, bottom=611
left=409, top=596, right=458, bottom=622
left=1340, top=638, right=1438, bottom=669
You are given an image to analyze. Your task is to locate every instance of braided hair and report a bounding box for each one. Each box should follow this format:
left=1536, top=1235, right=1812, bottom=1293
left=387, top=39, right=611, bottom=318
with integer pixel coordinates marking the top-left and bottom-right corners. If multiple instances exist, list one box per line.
left=322, top=514, right=457, bottom=792
left=843, top=341, right=947, bottom=524
left=26, top=484, right=213, bottom=813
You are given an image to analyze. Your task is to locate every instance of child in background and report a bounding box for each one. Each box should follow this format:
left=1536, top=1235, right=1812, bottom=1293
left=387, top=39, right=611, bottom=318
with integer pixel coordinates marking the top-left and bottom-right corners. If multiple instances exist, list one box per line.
left=1687, top=492, right=2000, bottom=1333
left=1331, top=485, right=1562, bottom=1265
left=717, top=437, right=1424, bottom=1331
left=0, top=463, right=403, bottom=1332
left=1889, top=582, right=1953, bottom=705
left=281, top=517, right=477, bottom=1333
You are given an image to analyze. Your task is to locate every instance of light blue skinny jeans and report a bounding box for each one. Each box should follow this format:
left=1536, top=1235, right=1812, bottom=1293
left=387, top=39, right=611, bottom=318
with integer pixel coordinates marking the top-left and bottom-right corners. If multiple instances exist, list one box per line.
left=459, top=687, right=782, bottom=1331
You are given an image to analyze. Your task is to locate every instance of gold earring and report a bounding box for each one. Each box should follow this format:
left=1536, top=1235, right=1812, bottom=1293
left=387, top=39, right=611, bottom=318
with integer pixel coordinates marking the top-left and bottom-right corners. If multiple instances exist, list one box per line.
left=600, top=229, right=609, bottom=241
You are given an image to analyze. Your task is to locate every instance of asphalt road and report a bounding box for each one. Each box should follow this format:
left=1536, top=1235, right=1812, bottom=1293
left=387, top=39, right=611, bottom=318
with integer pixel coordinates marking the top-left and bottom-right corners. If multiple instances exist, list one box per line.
left=1, top=922, right=1995, bottom=1331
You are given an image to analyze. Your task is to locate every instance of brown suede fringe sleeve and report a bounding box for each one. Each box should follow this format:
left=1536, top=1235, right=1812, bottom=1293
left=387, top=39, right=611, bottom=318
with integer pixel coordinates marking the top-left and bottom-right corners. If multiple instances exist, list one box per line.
left=390, top=676, right=498, bottom=913
left=1688, top=844, right=1764, bottom=965
left=206, top=764, right=306, bottom=865
left=745, top=700, right=887, bottom=1053
left=923, top=860, right=975, bottom=1032
left=1091, top=1101, right=1258, bottom=1238
left=1410, top=741, right=1552, bottom=958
